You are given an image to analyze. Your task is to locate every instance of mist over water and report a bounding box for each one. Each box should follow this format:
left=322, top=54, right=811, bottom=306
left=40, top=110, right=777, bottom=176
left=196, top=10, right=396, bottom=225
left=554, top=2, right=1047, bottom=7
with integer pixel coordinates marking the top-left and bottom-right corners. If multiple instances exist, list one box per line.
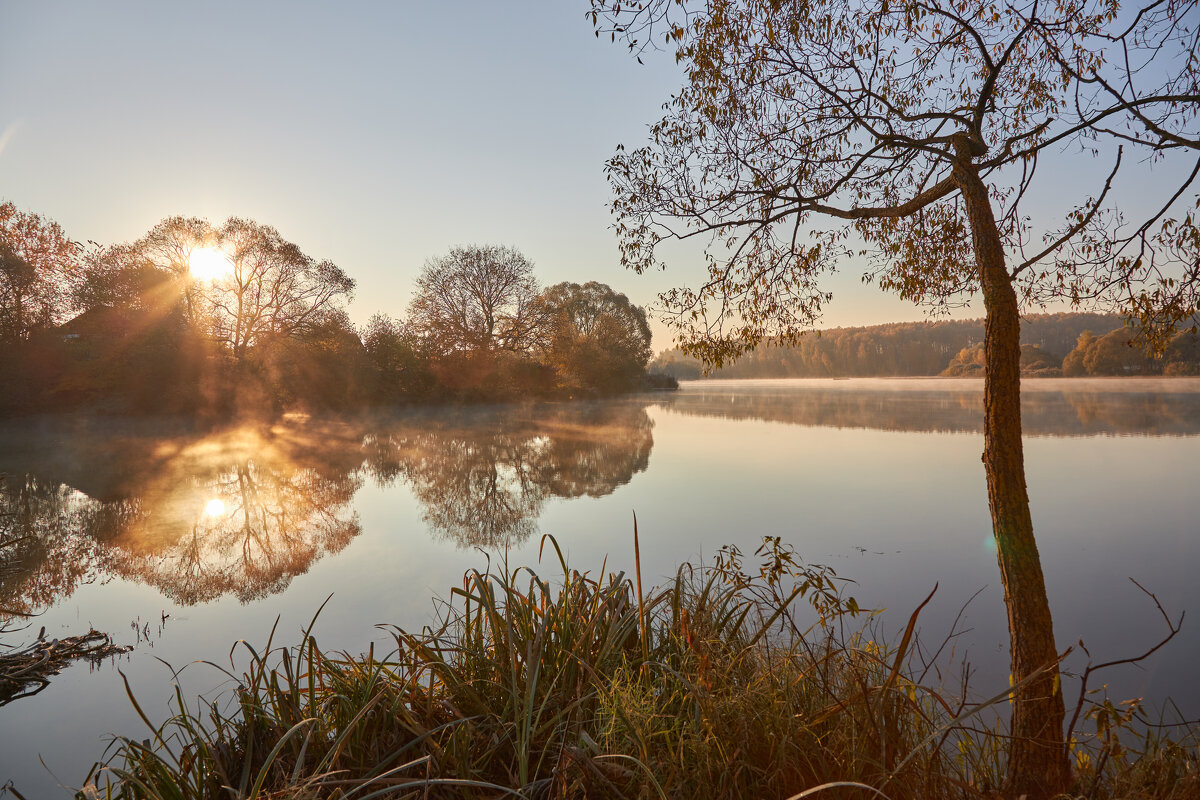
left=1, top=378, right=1198, bottom=796
left=663, top=376, right=1200, bottom=435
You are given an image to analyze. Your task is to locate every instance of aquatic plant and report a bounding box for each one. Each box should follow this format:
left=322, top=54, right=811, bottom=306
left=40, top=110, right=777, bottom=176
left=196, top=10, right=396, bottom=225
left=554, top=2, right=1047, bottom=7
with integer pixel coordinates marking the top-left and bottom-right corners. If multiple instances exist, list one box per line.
left=77, top=536, right=1198, bottom=799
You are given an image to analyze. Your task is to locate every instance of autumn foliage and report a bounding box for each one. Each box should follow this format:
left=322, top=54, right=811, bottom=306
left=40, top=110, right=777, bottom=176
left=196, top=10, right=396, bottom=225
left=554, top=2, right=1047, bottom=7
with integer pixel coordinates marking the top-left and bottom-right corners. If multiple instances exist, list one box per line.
left=0, top=211, right=660, bottom=416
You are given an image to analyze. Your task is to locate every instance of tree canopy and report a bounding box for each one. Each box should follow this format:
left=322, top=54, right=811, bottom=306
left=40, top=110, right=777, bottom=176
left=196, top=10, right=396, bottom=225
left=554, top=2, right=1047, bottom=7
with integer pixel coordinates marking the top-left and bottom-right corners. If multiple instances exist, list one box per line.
left=0, top=202, right=76, bottom=344
left=540, top=281, right=653, bottom=393
left=208, top=217, right=356, bottom=360
left=594, top=0, right=1197, bottom=361
left=648, top=312, right=1200, bottom=378
left=0, top=204, right=663, bottom=414
left=408, top=245, right=548, bottom=355
left=129, top=216, right=216, bottom=327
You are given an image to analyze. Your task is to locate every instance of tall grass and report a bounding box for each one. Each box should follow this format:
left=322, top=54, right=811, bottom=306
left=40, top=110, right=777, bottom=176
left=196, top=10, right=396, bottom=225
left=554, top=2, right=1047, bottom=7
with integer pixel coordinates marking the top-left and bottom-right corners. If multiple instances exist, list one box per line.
left=78, top=537, right=1198, bottom=799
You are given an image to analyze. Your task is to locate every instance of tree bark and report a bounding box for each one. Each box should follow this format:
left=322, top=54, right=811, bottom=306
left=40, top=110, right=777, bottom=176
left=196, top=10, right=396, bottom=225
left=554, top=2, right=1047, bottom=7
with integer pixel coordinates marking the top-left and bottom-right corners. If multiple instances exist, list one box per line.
left=953, top=138, right=1071, bottom=799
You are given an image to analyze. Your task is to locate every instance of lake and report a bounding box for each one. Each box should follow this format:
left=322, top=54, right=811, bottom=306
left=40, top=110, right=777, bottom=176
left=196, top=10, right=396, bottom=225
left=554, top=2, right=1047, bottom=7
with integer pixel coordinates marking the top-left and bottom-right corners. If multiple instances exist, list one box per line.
left=2, top=377, right=1198, bottom=796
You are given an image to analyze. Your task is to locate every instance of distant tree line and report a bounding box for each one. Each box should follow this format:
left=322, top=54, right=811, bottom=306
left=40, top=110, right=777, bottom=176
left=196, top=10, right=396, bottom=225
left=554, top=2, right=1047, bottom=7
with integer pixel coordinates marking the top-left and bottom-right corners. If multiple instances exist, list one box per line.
left=0, top=203, right=666, bottom=417
left=652, top=313, right=1200, bottom=379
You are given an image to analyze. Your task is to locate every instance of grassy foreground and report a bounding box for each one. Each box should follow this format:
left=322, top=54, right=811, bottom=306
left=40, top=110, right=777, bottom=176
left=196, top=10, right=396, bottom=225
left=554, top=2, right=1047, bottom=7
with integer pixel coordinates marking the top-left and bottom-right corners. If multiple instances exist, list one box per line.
left=79, top=537, right=1197, bottom=800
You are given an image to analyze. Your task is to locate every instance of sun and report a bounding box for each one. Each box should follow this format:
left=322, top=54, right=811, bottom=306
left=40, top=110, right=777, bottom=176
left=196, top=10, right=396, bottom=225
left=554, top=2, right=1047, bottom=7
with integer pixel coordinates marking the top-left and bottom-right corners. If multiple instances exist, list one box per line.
left=202, top=498, right=226, bottom=518
left=188, top=247, right=233, bottom=281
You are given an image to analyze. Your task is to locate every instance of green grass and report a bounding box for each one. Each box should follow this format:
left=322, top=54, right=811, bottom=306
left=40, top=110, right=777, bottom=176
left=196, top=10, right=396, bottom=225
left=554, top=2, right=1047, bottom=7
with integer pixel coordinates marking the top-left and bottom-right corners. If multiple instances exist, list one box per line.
left=77, top=537, right=1199, bottom=799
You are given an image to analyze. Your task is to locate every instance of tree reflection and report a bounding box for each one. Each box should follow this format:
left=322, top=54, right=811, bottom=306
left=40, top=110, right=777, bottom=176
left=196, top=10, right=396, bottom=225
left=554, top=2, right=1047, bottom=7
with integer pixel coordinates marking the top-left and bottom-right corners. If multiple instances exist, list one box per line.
left=363, top=402, right=654, bottom=548
left=6, top=383, right=1189, bottom=615
left=0, top=477, right=102, bottom=617
left=1, top=402, right=657, bottom=612
left=0, top=420, right=363, bottom=613
left=405, top=429, right=544, bottom=548
left=96, top=458, right=361, bottom=604
left=656, top=381, right=1200, bottom=436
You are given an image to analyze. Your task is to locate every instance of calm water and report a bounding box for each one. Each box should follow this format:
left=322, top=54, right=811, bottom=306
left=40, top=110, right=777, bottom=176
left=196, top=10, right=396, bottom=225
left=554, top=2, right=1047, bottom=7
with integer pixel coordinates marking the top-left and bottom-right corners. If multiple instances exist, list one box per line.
left=2, top=378, right=1198, bottom=795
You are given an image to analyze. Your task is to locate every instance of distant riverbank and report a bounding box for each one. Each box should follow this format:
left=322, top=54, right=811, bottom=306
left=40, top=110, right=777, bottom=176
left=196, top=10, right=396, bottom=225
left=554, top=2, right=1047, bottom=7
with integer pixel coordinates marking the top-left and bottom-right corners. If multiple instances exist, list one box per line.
left=652, top=312, right=1200, bottom=380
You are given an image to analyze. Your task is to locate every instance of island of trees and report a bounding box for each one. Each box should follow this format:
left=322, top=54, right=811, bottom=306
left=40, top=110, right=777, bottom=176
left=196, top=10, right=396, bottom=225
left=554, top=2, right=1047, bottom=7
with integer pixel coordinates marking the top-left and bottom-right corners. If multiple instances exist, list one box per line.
left=0, top=204, right=669, bottom=417
left=652, top=314, right=1200, bottom=379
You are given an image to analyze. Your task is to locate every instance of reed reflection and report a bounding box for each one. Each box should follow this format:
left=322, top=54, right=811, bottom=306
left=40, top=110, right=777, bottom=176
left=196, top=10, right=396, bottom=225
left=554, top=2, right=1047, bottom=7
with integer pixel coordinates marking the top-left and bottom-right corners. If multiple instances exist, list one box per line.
left=363, top=402, right=654, bottom=547
left=658, top=379, right=1200, bottom=436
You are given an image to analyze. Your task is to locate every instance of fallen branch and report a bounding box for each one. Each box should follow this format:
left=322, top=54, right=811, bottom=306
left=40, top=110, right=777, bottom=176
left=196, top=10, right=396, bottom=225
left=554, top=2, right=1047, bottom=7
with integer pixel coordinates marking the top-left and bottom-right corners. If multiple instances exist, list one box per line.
left=1, top=629, right=131, bottom=706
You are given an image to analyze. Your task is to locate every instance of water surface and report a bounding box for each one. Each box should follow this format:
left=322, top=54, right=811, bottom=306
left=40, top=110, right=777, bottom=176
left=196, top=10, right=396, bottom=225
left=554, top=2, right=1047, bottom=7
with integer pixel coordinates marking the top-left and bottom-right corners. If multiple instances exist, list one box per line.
left=2, top=378, right=1198, bottom=795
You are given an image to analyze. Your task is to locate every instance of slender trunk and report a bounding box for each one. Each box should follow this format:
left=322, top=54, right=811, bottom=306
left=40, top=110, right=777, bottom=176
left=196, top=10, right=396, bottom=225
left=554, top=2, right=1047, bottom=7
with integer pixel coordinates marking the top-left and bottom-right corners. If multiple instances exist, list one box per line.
left=14, top=290, right=25, bottom=342
left=184, top=282, right=195, bottom=328
left=953, top=138, right=1070, bottom=799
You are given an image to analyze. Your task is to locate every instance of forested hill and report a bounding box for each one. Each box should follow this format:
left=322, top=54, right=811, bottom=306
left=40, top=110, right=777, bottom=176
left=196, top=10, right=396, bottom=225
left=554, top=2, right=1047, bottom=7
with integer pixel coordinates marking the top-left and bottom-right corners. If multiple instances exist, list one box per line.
left=650, top=313, right=1200, bottom=379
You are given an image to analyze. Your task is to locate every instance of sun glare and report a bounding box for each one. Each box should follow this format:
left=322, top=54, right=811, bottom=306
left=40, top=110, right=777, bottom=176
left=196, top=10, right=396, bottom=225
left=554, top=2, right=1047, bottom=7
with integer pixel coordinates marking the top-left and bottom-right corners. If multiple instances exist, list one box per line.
left=188, top=247, right=233, bottom=281
left=202, top=498, right=226, bottom=518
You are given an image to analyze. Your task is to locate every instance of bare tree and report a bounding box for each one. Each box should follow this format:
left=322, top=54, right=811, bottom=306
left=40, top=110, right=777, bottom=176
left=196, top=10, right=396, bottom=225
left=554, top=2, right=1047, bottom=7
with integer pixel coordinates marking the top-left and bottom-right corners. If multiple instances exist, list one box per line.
left=210, top=218, right=355, bottom=361
left=408, top=245, right=549, bottom=354
left=130, top=216, right=217, bottom=327
left=119, top=217, right=353, bottom=360
left=589, top=0, right=1199, bottom=795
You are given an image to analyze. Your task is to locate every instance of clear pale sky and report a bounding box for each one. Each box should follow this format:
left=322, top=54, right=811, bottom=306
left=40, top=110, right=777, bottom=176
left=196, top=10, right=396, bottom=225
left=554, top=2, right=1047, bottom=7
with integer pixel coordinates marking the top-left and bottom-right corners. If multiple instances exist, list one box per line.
left=1, top=1, right=1105, bottom=350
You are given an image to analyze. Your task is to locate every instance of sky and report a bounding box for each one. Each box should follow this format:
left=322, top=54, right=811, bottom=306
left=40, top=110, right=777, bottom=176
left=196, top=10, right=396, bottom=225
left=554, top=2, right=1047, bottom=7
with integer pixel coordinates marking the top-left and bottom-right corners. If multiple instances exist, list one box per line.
left=1, top=1, right=1172, bottom=351
left=0, top=0, right=964, bottom=350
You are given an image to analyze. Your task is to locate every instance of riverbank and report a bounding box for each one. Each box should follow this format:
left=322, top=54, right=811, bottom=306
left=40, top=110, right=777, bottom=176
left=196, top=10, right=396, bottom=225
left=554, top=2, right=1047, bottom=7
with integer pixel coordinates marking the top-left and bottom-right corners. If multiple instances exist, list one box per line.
left=79, top=539, right=1198, bottom=800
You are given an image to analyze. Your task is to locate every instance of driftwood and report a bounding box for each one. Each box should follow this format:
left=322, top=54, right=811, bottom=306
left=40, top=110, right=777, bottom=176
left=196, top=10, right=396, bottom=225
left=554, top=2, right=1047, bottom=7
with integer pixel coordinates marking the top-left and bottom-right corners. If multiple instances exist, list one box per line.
left=0, top=628, right=131, bottom=706
left=2, top=473, right=133, bottom=706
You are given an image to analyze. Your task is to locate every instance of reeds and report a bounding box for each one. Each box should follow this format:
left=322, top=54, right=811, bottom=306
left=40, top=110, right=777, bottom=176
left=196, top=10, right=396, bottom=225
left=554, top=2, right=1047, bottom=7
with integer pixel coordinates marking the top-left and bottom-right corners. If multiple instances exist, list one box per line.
left=78, top=537, right=1199, bottom=800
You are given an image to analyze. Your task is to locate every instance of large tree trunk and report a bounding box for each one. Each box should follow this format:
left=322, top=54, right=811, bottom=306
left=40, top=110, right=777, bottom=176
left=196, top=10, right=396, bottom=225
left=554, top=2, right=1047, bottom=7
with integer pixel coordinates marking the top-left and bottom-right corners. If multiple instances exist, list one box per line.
left=954, top=140, right=1070, bottom=799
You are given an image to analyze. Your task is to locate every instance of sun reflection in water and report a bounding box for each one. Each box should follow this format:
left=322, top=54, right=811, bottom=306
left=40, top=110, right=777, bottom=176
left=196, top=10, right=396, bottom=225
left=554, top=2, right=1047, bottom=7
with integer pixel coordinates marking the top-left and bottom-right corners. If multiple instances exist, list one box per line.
left=202, top=498, right=226, bottom=518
